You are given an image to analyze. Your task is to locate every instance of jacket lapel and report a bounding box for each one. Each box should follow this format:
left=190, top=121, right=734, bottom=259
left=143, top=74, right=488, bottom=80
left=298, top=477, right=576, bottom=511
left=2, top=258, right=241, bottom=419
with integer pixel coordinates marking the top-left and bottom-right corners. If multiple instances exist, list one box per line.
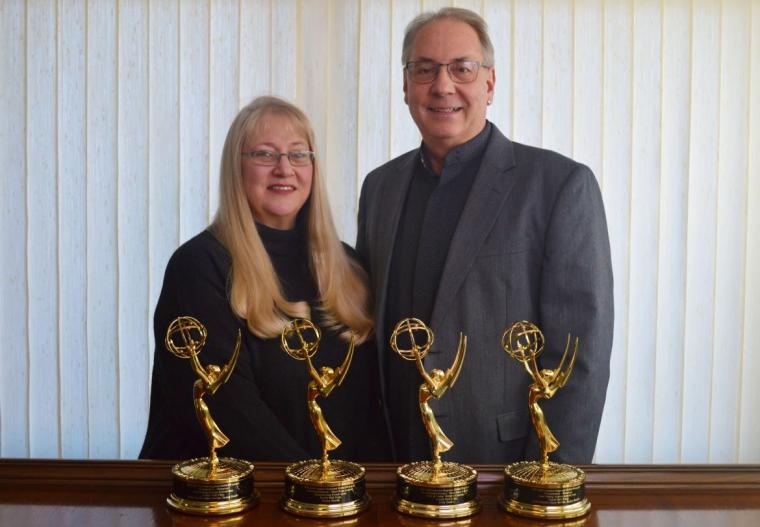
left=430, top=127, right=518, bottom=331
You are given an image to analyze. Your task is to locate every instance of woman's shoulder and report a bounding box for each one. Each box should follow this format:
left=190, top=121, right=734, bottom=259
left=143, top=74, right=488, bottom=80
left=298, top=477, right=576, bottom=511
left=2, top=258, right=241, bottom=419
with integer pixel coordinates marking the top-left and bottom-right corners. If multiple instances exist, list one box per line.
left=339, top=242, right=367, bottom=271
left=166, top=229, right=231, bottom=277
left=339, top=241, right=360, bottom=261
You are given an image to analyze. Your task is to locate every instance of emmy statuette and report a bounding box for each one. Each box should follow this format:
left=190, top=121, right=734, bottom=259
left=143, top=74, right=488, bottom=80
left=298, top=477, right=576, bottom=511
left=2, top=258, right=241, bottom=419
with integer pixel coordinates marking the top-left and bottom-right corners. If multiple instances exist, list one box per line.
left=279, top=319, right=370, bottom=518
left=164, top=316, right=259, bottom=515
left=499, top=321, right=591, bottom=520
left=390, top=318, right=480, bottom=519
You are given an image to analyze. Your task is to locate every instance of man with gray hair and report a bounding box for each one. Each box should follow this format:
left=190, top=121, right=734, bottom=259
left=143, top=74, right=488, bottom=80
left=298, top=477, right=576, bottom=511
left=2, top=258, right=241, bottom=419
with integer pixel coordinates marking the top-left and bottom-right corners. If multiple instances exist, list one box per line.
left=356, top=7, right=613, bottom=464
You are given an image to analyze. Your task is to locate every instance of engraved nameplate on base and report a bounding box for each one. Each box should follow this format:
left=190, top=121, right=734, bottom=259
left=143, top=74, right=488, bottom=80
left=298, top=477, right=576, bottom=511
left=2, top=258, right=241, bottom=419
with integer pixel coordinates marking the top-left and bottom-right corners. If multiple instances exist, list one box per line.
left=167, top=457, right=258, bottom=515
left=282, top=459, right=370, bottom=518
left=394, top=461, right=480, bottom=519
left=501, top=461, right=589, bottom=519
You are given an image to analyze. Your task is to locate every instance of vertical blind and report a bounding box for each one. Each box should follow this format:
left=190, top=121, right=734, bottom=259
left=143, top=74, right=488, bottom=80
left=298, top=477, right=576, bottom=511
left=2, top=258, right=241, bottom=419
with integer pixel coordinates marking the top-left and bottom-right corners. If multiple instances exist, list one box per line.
left=0, top=0, right=758, bottom=463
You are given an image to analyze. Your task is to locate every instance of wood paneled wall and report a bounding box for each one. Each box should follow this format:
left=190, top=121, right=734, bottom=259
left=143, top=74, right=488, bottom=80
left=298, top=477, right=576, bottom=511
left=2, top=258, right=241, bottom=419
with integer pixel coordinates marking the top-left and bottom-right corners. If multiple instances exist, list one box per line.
left=0, top=0, right=758, bottom=463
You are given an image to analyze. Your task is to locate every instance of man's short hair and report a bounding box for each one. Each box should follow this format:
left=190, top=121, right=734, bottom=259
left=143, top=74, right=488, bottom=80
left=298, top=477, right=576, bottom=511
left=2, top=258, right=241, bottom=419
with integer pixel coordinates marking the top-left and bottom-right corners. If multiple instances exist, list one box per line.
left=401, top=7, right=495, bottom=67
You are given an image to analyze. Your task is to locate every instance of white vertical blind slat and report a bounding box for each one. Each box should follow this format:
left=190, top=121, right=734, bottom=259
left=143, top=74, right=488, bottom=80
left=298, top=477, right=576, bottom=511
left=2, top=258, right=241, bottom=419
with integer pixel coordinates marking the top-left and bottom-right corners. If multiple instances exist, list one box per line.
left=681, top=0, right=720, bottom=463
left=27, top=0, right=59, bottom=458
left=710, top=0, right=751, bottom=463
left=624, top=0, right=661, bottom=464
left=389, top=0, right=421, bottom=161
left=207, top=0, right=239, bottom=225
left=512, top=0, right=542, bottom=145
left=483, top=0, right=512, bottom=136
left=452, top=0, right=482, bottom=14
left=357, top=1, right=391, bottom=190
left=324, top=0, right=361, bottom=243
left=147, top=0, right=180, bottom=390
left=86, top=0, right=119, bottom=458
left=652, top=0, right=689, bottom=464
left=572, top=0, right=603, bottom=181
left=738, top=0, right=760, bottom=464
left=270, top=0, right=297, bottom=100
left=239, top=0, right=270, bottom=104
left=542, top=0, right=572, bottom=156
left=422, top=0, right=453, bottom=12
left=0, top=0, right=29, bottom=458
left=57, top=0, right=88, bottom=459
left=595, top=0, right=633, bottom=464
left=179, top=0, right=210, bottom=240
left=298, top=0, right=329, bottom=169
left=117, top=0, right=150, bottom=460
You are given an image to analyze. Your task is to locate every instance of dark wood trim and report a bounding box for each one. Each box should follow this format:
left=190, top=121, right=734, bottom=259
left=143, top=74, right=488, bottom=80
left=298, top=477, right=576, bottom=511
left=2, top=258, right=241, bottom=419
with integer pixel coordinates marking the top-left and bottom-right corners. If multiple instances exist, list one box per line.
left=2, top=459, right=759, bottom=493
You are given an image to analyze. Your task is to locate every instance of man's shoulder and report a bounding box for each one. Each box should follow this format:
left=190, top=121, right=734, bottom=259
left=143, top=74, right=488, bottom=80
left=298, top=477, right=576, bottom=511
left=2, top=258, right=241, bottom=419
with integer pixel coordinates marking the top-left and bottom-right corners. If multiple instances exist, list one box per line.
left=364, top=149, right=418, bottom=183
left=510, top=140, right=587, bottom=175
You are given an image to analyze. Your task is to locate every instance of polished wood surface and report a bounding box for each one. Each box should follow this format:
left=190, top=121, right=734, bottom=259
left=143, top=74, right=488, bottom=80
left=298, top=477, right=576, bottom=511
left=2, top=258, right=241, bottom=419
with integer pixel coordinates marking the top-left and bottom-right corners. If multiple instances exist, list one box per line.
left=2, top=460, right=759, bottom=526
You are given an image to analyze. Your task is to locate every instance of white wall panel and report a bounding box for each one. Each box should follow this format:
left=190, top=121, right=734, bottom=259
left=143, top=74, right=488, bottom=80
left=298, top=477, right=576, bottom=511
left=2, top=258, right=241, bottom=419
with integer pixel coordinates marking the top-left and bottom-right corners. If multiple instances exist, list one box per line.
left=0, top=0, right=29, bottom=458
left=1, top=0, right=759, bottom=464
left=26, top=0, right=59, bottom=458
left=57, top=0, right=88, bottom=459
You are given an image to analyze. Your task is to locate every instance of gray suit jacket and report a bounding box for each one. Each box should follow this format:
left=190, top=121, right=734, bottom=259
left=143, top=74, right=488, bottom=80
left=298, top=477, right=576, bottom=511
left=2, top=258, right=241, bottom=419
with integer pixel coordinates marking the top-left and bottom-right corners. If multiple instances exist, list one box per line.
left=356, top=124, right=613, bottom=464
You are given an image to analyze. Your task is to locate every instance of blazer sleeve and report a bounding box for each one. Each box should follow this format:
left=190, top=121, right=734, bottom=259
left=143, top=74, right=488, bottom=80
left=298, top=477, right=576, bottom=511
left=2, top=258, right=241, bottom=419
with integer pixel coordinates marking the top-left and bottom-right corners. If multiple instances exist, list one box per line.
left=524, top=165, right=614, bottom=464
left=145, top=237, right=309, bottom=461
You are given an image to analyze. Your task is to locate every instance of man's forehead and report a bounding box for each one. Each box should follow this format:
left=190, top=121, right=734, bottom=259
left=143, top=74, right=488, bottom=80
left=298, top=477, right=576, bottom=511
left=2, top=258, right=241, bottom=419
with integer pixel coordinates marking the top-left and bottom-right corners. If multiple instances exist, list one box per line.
left=409, top=18, right=483, bottom=60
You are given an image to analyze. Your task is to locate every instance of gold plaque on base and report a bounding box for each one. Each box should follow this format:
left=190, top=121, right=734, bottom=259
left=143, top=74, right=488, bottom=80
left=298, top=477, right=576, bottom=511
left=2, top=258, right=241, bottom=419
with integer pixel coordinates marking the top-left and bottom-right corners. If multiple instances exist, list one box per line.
left=282, top=459, right=370, bottom=518
left=167, top=457, right=259, bottom=515
left=500, top=460, right=589, bottom=520
left=395, top=461, right=480, bottom=519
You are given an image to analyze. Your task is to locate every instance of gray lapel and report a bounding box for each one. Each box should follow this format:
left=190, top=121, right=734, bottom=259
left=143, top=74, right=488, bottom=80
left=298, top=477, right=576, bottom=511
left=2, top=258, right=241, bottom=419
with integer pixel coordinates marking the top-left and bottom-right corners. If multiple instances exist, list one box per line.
left=429, top=127, right=518, bottom=331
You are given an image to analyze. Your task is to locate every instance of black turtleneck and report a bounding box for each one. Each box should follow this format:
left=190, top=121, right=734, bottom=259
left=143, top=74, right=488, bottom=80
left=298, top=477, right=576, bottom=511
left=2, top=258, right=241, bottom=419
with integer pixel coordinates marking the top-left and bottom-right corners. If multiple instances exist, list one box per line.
left=140, top=224, right=390, bottom=463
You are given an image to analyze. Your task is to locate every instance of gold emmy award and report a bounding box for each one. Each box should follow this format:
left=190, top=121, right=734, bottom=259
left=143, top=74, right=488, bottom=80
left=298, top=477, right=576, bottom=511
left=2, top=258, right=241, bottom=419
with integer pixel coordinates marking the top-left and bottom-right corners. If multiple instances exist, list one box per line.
left=499, top=321, right=590, bottom=520
left=279, top=319, right=370, bottom=518
left=389, top=318, right=480, bottom=519
left=164, top=316, right=259, bottom=515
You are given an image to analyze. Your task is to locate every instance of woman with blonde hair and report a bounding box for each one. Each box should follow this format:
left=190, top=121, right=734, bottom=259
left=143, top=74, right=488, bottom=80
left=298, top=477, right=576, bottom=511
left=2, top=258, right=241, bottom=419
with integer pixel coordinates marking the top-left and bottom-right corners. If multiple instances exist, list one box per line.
left=140, top=96, right=390, bottom=462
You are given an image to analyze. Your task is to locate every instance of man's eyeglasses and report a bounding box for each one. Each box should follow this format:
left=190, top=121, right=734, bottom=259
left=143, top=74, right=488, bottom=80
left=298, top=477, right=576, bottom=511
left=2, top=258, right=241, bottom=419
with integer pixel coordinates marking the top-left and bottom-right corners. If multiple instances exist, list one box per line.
left=241, top=149, right=315, bottom=167
left=404, top=60, right=489, bottom=84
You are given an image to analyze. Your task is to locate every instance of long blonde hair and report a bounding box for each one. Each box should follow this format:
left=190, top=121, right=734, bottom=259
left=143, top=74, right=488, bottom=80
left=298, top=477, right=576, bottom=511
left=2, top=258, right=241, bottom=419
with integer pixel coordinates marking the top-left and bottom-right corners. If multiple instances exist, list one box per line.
left=211, top=96, right=373, bottom=343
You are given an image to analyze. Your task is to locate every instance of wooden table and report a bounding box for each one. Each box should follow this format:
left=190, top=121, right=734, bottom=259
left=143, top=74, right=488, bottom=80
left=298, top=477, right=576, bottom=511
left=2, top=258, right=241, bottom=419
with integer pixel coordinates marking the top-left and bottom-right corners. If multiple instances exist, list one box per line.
left=2, top=460, right=759, bottom=526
